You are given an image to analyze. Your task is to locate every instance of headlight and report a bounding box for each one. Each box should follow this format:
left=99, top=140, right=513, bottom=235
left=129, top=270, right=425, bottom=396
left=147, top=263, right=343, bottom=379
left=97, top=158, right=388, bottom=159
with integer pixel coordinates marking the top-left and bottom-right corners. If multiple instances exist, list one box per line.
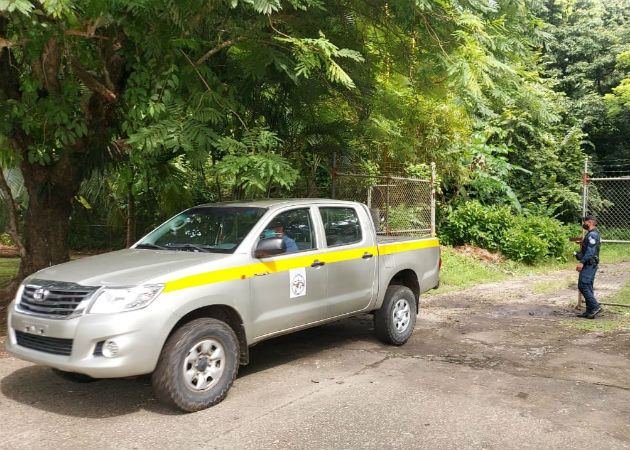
left=13, top=284, right=25, bottom=309
left=88, top=285, right=164, bottom=314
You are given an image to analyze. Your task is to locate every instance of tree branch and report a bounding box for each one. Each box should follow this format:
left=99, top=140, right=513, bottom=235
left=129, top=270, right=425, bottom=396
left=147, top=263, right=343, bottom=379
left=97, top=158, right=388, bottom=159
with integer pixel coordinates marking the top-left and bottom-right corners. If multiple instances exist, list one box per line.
left=196, top=37, right=247, bottom=65
left=0, top=167, right=26, bottom=259
left=181, top=50, right=249, bottom=131
left=0, top=37, right=29, bottom=49
left=64, top=30, right=108, bottom=40
left=70, top=56, right=117, bottom=102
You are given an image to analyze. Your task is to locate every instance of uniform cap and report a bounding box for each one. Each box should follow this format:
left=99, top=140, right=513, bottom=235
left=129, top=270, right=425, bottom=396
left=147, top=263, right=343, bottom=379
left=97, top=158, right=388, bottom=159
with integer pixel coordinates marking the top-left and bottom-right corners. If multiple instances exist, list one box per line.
left=583, top=214, right=596, bottom=222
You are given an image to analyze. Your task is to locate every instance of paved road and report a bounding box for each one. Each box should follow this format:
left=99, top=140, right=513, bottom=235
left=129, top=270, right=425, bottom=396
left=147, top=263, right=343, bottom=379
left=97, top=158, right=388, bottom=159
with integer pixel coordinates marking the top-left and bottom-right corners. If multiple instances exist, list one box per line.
left=1, top=264, right=628, bottom=449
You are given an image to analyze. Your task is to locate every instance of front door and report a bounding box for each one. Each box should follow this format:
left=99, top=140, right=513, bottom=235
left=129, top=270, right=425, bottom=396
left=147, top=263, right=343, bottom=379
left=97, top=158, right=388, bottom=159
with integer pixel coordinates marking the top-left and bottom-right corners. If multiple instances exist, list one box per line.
left=250, top=207, right=329, bottom=338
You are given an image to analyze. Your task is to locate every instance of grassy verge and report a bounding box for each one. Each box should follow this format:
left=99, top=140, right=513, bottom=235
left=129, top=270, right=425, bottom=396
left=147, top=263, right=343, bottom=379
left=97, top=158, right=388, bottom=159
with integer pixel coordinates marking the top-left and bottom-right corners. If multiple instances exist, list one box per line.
left=431, top=243, right=629, bottom=295
left=0, top=258, right=19, bottom=289
left=529, top=275, right=575, bottom=294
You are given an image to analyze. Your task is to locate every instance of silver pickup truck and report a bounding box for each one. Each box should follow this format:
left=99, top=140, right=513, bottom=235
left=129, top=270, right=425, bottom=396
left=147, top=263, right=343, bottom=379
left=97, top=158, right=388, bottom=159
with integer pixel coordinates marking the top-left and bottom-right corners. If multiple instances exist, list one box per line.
left=6, top=199, right=440, bottom=411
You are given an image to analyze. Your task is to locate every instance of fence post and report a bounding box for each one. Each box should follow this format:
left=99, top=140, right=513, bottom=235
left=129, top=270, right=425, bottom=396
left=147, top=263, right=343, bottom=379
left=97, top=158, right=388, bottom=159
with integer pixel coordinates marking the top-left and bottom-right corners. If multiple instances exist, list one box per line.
left=582, top=157, right=588, bottom=219
left=431, top=162, right=436, bottom=236
left=577, top=157, right=589, bottom=310
left=385, top=176, right=390, bottom=235
left=331, top=152, right=337, bottom=199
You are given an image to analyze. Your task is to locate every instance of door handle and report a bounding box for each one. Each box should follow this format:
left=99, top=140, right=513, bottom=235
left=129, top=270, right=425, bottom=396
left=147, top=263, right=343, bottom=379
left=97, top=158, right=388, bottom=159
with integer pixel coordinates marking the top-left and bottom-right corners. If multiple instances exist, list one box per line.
left=311, top=259, right=326, bottom=267
left=362, top=252, right=374, bottom=259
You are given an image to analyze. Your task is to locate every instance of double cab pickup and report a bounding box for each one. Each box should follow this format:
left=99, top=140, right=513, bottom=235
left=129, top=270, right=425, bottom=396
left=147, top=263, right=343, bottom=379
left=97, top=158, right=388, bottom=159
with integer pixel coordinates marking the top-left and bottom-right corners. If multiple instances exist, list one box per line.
left=6, top=199, right=440, bottom=411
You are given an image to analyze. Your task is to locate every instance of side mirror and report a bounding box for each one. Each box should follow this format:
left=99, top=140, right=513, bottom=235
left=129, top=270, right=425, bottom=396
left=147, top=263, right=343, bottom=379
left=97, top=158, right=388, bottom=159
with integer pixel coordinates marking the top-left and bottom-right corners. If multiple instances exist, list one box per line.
left=255, top=237, right=286, bottom=258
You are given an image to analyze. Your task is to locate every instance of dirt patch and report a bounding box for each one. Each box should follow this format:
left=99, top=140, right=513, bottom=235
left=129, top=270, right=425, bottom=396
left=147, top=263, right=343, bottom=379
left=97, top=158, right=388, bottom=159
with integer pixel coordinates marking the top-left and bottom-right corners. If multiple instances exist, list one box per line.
left=0, top=246, right=18, bottom=258
left=451, top=244, right=505, bottom=263
left=413, top=261, right=630, bottom=389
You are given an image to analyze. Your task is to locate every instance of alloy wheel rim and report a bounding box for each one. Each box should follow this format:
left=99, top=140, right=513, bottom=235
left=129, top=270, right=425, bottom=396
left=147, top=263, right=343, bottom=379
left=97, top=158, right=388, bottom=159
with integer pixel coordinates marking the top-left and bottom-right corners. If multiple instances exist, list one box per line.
left=392, top=298, right=411, bottom=332
left=183, top=338, right=225, bottom=392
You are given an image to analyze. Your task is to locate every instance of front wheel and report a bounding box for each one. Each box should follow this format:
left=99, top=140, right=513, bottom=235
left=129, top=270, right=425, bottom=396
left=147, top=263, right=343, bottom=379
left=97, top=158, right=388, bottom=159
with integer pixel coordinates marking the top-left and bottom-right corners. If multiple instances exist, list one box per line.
left=152, top=318, right=239, bottom=412
left=374, top=285, right=417, bottom=345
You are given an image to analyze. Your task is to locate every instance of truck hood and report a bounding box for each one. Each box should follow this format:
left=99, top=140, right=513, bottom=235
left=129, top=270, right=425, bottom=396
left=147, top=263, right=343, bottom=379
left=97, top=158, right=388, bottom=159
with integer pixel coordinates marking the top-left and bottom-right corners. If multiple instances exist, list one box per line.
left=26, top=249, right=232, bottom=287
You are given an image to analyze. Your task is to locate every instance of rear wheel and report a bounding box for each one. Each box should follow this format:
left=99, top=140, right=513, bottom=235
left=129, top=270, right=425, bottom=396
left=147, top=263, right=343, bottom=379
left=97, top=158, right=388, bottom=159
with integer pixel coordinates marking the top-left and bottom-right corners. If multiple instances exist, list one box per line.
left=152, top=318, right=239, bottom=412
left=374, top=285, right=417, bottom=345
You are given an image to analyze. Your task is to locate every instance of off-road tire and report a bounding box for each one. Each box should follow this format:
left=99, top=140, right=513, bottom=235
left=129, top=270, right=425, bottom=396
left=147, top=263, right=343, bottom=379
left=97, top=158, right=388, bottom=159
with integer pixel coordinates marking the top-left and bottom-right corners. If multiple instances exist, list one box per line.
left=374, top=285, right=417, bottom=345
left=152, top=318, right=239, bottom=412
left=51, top=368, right=98, bottom=383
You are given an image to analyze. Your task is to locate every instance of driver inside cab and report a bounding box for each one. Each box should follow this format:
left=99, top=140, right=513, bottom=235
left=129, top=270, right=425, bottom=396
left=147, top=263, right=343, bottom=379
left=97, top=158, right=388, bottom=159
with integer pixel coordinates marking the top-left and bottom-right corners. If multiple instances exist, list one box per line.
left=263, top=220, right=299, bottom=253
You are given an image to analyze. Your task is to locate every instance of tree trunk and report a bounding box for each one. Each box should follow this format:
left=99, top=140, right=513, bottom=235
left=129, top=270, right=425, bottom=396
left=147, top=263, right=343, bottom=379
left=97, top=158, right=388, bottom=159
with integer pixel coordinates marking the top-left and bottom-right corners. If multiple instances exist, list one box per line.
left=126, top=181, right=136, bottom=247
left=16, top=157, right=79, bottom=281
left=0, top=16, right=125, bottom=307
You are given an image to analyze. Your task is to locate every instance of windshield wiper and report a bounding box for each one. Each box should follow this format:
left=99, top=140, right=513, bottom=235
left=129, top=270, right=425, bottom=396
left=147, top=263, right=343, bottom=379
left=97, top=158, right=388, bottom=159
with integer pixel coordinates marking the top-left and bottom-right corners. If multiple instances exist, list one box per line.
left=135, top=243, right=167, bottom=250
left=164, top=243, right=212, bottom=253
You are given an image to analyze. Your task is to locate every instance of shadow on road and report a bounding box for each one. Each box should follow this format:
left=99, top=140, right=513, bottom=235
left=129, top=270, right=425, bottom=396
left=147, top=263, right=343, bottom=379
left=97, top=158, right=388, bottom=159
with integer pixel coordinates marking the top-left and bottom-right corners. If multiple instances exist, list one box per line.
left=0, top=366, right=179, bottom=418
left=1, top=315, right=378, bottom=417
left=239, top=314, right=376, bottom=377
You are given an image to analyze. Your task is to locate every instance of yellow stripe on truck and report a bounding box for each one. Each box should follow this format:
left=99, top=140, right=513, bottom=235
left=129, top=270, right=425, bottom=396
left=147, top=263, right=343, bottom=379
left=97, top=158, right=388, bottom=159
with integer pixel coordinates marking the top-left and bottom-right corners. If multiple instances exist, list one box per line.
left=378, top=237, right=439, bottom=255
left=163, top=238, right=439, bottom=293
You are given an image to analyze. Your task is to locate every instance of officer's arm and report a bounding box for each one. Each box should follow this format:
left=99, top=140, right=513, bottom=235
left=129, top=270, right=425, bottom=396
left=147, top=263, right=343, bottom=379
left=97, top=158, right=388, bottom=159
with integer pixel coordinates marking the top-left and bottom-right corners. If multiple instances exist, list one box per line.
left=580, top=234, right=598, bottom=264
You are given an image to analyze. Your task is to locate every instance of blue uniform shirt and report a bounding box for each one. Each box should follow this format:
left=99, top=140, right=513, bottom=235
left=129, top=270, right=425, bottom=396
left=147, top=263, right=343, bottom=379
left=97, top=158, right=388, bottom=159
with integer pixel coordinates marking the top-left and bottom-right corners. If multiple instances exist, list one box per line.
left=580, top=229, right=600, bottom=265
left=282, top=235, right=299, bottom=253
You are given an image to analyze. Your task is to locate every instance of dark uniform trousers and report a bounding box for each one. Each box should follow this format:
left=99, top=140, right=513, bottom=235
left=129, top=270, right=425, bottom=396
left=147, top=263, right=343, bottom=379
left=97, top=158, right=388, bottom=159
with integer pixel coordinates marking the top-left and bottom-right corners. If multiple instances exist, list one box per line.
left=578, top=264, right=599, bottom=312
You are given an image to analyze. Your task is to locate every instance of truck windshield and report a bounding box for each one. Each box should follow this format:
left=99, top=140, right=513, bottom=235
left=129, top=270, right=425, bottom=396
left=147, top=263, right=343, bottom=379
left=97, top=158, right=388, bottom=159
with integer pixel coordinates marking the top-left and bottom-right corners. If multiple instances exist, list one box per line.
left=136, top=207, right=267, bottom=253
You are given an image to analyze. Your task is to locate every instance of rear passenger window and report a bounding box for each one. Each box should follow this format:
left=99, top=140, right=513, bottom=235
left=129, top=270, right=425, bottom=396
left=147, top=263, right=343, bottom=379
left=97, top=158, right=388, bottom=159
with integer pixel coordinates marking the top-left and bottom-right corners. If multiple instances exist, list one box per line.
left=319, top=207, right=362, bottom=247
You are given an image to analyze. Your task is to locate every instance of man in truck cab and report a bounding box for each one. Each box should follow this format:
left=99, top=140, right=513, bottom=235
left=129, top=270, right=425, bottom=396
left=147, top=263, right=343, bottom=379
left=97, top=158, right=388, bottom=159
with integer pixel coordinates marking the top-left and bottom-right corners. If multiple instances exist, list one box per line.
left=263, top=219, right=298, bottom=253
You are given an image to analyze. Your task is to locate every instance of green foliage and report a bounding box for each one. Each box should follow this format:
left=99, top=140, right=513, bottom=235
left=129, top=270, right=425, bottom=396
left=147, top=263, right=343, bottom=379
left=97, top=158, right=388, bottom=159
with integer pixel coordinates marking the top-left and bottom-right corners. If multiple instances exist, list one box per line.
left=499, top=225, right=548, bottom=264
left=440, top=201, right=515, bottom=251
left=462, top=131, right=530, bottom=210
left=541, top=0, right=630, bottom=165
left=214, top=152, right=298, bottom=198
left=211, top=128, right=298, bottom=198
left=440, top=201, right=571, bottom=264
left=387, top=205, right=428, bottom=232
left=277, top=31, right=365, bottom=89
left=0, top=0, right=625, bottom=264
left=0, top=232, right=13, bottom=245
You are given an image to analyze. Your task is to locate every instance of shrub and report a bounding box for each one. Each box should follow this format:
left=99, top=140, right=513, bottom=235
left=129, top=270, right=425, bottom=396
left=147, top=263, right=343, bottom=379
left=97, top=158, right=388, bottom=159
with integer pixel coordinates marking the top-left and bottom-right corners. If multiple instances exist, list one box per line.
left=440, top=200, right=571, bottom=264
left=0, top=233, right=14, bottom=246
left=439, top=201, right=515, bottom=251
left=499, top=228, right=548, bottom=263
left=514, top=216, right=571, bottom=259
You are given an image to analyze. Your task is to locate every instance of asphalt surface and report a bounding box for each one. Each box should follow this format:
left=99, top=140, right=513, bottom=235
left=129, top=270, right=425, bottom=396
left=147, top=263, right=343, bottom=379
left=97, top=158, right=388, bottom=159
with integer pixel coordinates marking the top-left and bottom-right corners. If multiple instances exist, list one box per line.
left=1, top=264, right=629, bottom=450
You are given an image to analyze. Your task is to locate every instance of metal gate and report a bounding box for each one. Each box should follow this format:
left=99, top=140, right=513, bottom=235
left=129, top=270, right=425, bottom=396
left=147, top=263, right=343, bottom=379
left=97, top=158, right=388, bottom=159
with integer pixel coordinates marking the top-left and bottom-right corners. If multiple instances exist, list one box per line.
left=583, top=158, right=630, bottom=243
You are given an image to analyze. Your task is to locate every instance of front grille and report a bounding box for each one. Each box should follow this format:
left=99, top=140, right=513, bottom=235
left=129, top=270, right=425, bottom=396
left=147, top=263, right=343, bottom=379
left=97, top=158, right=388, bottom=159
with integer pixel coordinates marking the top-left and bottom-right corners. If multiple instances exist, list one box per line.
left=18, top=280, right=99, bottom=319
left=15, top=331, right=73, bottom=356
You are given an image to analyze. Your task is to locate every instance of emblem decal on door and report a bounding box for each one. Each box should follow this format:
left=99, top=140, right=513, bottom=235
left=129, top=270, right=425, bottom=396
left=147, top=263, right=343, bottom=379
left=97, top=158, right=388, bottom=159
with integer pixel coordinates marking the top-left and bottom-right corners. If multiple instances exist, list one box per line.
left=290, top=268, right=307, bottom=298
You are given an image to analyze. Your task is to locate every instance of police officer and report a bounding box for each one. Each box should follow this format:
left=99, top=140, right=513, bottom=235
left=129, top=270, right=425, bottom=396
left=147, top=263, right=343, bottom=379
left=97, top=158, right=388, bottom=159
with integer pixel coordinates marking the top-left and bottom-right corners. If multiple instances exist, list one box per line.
left=575, top=215, right=602, bottom=319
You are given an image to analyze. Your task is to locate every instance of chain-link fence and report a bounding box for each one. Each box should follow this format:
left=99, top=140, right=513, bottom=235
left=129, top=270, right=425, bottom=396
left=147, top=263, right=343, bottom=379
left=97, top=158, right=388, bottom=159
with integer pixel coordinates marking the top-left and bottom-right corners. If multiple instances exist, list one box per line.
left=583, top=158, right=630, bottom=243
left=332, top=168, right=435, bottom=236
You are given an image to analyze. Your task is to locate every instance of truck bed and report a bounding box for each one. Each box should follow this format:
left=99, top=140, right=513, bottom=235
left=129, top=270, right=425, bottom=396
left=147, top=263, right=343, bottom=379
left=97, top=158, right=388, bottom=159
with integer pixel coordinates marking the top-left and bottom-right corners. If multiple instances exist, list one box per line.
left=375, top=235, right=435, bottom=244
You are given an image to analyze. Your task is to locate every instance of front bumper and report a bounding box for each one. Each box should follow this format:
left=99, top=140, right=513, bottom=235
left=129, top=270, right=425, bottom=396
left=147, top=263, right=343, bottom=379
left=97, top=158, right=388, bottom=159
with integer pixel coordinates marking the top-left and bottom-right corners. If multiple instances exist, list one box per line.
left=5, top=301, right=177, bottom=378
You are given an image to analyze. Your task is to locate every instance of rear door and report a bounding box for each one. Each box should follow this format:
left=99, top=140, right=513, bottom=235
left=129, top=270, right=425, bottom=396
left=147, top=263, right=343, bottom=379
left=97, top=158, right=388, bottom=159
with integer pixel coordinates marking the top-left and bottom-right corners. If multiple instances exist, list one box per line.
left=318, top=205, right=378, bottom=317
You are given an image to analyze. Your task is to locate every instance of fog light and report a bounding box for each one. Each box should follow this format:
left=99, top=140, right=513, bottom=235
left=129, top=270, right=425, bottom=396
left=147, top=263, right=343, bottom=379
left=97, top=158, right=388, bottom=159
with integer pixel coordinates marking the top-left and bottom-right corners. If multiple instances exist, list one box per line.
left=102, top=340, right=119, bottom=358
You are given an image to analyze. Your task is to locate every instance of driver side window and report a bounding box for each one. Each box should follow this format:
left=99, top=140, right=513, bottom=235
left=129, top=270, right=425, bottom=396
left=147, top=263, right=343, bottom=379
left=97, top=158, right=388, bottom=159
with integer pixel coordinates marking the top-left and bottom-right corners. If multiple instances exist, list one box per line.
left=260, top=208, right=315, bottom=253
